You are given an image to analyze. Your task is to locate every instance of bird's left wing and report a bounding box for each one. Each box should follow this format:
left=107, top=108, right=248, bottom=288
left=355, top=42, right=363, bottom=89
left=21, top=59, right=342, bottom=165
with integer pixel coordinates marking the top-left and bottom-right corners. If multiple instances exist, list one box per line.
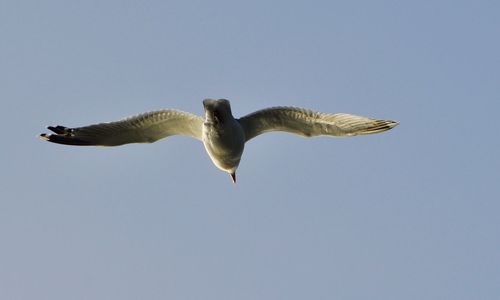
left=238, top=107, right=398, bottom=142
left=40, top=110, right=204, bottom=146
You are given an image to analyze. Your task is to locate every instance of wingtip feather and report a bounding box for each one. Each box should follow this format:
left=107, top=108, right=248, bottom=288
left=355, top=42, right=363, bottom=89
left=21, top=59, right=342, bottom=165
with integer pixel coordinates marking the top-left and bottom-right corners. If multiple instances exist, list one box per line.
left=388, top=120, right=399, bottom=128
left=39, top=133, right=50, bottom=141
left=38, top=131, right=93, bottom=146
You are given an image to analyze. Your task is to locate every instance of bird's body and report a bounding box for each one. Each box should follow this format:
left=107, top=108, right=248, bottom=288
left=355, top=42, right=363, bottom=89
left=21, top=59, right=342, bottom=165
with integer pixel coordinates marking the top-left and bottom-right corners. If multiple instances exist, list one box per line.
left=40, top=99, right=399, bottom=182
left=202, top=99, right=245, bottom=178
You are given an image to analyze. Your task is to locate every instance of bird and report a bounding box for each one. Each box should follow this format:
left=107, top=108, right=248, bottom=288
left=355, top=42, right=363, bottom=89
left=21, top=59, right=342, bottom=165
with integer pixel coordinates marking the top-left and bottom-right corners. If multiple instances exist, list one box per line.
left=40, top=98, right=399, bottom=183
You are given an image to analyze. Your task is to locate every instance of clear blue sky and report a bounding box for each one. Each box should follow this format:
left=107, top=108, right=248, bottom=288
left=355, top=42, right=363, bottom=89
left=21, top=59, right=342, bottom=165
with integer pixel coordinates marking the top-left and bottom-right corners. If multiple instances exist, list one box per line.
left=1, top=1, right=499, bottom=299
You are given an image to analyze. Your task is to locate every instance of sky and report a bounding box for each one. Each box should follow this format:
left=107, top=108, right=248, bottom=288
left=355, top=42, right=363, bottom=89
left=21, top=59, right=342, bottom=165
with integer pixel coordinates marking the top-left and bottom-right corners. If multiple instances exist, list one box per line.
left=1, top=0, right=499, bottom=299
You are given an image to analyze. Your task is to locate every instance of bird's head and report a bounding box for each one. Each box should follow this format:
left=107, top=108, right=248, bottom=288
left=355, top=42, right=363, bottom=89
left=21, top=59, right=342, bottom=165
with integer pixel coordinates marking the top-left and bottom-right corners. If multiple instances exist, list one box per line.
left=203, top=99, right=233, bottom=125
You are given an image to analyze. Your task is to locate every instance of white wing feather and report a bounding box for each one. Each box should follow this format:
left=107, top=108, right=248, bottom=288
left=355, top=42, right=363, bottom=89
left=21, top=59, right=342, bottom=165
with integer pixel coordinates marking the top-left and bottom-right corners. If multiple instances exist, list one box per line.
left=40, top=110, right=203, bottom=146
left=238, top=107, right=398, bottom=142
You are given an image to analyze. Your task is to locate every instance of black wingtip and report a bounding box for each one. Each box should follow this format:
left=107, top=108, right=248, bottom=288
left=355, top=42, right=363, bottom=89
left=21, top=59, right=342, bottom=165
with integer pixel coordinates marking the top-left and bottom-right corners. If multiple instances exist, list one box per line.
left=40, top=124, right=93, bottom=145
left=366, top=120, right=399, bottom=134
left=47, top=125, right=71, bottom=134
left=387, top=120, right=399, bottom=128
left=39, top=133, right=50, bottom=141
left=38, top=132, right=93, bottom=146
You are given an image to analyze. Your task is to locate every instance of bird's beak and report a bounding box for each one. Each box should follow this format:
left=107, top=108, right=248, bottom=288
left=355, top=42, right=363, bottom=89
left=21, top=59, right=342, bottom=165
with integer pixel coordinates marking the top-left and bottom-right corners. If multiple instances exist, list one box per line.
left=230, top=172, right=236, bottom=184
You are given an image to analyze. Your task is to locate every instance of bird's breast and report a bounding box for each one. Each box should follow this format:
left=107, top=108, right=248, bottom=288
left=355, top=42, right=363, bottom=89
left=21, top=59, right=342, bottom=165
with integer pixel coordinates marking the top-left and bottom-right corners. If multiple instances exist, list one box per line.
left=202, top=121, right=245, bottom=172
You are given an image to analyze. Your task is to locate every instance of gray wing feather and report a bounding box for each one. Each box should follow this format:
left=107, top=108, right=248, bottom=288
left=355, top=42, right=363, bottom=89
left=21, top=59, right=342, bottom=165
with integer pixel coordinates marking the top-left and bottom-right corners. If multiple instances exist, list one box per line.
left=40, top=110, right=204, bottom=146
left=238, top=107, right=398, bottom=142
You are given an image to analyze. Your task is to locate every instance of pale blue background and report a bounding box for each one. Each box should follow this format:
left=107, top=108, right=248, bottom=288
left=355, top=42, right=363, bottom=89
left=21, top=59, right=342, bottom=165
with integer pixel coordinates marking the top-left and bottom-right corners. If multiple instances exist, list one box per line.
left=1, top=1, right=499, bottom=299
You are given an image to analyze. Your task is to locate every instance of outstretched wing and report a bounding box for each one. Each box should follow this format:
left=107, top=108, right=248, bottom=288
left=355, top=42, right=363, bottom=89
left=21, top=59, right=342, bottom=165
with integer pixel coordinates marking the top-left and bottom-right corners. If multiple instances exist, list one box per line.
left=238, top=107, right=398, bottom=142
left=40, top=110, right=204, bottom=146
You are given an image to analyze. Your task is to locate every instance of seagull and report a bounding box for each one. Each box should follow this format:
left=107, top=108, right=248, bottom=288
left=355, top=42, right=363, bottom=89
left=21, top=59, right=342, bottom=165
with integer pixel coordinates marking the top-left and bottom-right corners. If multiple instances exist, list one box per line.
left=40, top=99, right=399, bottom=183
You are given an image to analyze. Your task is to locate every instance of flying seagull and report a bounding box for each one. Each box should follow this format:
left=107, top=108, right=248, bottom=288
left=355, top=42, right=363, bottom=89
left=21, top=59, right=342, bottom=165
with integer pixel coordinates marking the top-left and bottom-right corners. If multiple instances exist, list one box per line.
left=40, top=99, right=398, bottom=183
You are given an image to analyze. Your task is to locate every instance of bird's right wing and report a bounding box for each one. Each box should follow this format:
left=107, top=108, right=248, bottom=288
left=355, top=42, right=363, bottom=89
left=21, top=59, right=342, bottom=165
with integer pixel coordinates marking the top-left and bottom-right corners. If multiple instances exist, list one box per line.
left=238, top=107, right=398, bottom=142
left=40, top=110, right=204, bottom=146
